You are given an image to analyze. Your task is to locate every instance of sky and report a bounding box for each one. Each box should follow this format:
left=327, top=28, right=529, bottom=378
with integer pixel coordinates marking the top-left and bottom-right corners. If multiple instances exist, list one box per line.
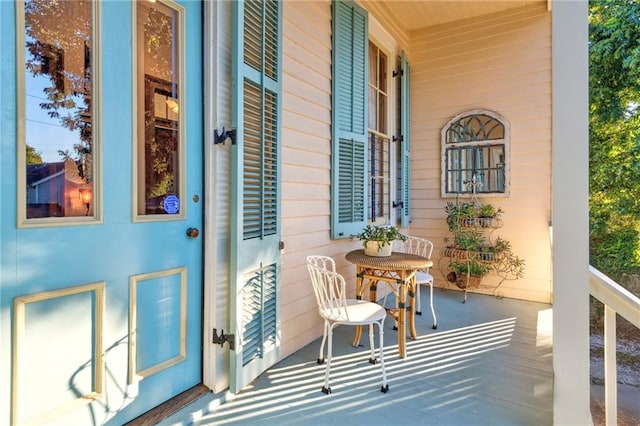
left=25, top=65, right=82, bottom=164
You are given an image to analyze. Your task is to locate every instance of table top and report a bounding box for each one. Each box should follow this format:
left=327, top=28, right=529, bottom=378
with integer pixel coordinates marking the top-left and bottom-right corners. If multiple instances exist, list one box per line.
left=345, top=249, right=433, bottom=270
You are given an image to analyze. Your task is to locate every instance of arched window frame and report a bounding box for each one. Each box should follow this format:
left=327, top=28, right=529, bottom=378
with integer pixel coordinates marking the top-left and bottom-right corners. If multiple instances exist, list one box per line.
left=440, top=109, right=510, bottom=197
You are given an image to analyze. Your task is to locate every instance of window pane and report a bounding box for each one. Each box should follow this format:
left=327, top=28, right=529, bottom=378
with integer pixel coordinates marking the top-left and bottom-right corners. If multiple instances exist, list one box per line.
left=378, top=92, right=387, bottom=133
left=367, top=41, right=389, bottom=222
left=446, top=145, right=506, bottom=194
left=378, top=50, right=387, bottom=89
left=136, top=1, right=182, bottom=216
left=368, top=133, right=389, bottom=221
left=24, top=0, right=94, bottom=219
left=446, top=113, right=505, bottom=143
left=475, top=145, right=505, bottom=192
left=368, top=87, right=377, bottom=129
left=368, top=41, right=377, bottom=85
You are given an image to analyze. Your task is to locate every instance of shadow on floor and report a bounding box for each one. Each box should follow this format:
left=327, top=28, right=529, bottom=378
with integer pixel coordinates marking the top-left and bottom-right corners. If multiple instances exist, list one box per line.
left=162, top=289, right=554, bottom=426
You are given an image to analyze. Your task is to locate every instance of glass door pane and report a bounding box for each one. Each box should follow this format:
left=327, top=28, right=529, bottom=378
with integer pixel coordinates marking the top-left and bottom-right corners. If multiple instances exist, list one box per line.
left=135, top=1, right=183, bottom=218
left=22, top=0, right=95, bottom=221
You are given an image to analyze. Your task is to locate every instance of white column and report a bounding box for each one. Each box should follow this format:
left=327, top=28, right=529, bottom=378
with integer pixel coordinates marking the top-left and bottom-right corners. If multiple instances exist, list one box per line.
left=551, top=0, right=591, bottom=424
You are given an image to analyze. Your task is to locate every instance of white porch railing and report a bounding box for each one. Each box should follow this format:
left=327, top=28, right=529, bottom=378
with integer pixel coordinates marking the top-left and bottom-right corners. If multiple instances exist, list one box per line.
left=589, top=265, right=640, bottom=426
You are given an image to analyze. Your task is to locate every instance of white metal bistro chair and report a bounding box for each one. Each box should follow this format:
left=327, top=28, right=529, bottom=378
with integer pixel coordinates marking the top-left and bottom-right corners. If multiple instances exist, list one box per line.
left=394, top=236, right=437, bottom=329
left=306, top=255, right=389, bottom=394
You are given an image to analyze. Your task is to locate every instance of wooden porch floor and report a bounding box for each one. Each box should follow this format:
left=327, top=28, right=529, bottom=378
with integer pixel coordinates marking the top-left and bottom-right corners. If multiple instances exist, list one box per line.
left=161, top=288, right=554, bottom=425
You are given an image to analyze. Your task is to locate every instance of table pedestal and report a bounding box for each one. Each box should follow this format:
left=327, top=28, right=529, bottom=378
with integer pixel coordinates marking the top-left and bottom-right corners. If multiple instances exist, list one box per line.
left=351, top=266, right=418, bottom=358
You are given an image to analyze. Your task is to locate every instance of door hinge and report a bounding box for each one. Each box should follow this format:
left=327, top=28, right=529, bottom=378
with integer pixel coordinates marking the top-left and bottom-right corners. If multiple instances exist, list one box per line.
left=212, top=328, right=235, bottom=350
left=213, top=127, right=237, bottom=145
left=392, top=68, right=404, bottom=78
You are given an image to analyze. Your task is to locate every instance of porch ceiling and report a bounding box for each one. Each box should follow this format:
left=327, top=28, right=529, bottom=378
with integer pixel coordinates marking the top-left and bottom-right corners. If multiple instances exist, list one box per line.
left=366, top=0, right=548, bottom=30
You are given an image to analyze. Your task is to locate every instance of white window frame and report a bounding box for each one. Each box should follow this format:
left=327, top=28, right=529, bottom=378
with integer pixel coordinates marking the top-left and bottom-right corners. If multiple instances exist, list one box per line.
left=367, top=33, right=399, bottom=226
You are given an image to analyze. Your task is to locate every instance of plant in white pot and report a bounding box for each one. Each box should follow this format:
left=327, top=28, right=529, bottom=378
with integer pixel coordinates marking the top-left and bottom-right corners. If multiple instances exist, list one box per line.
left=353, top=225, right=407, bottom=257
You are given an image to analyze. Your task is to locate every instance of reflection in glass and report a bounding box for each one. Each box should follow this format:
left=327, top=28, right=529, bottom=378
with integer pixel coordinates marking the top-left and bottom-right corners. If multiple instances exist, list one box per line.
left=136, top=1, right=181, bottom=216
left=23, top=0, right=94, bottom=219
left=367, top=41, right=389, bottom=223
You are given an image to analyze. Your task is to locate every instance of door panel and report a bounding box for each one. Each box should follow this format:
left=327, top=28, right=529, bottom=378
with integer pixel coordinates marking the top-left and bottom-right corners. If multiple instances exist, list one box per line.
left=0, top=1, right=203, bottom=424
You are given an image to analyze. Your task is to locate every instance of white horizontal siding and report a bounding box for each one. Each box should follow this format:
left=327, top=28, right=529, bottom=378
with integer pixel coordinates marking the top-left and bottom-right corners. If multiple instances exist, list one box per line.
left=279, top=1, right=413, bottom=359
left=280, top=0, right=337, bottom=358
left=409, top=3, right=552, bottom=303
left=277, top=1, right=552, bottom=368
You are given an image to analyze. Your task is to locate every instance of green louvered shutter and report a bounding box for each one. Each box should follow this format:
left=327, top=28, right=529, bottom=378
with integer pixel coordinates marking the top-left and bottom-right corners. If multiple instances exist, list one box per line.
left=400, top=51, right=411, bottom=227
left=230, top=0, right=282, bottom=393
left=331, top=0, right=368, bottom=239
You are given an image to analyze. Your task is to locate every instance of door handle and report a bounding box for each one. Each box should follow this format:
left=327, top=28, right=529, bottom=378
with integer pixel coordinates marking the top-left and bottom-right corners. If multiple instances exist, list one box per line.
left=186, top=227, right=200, bottom=238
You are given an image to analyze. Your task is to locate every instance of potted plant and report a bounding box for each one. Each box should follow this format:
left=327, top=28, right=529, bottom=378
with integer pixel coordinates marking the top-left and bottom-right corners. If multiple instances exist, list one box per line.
left=448, top=259, right=492, bottom=289
left=445, top=201, right=476, bottom=229
left=446, top=200, right=504, bottom=228
left=442, top=200, right=525, bottom=292
left=477, top=203, right=503, bottom=227
left=477, top=203, right=503, bottom=218
left=353, top=225, right=407, bottom=257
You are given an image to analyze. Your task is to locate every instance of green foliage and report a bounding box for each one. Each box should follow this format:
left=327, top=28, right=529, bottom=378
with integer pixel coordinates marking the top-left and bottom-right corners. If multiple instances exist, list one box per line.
left=445, top=200, right=503, bottom=230
left=448, top=259, right=492, bottom=277
left=478, top=203, right=503, bottom=218
left=452, top=228, right=485, bottom=252
left=443, top=201, right=524, bottom=281
left=26, top=145, right=43, bottom=165
left=589, top=0, right=640, bottom=280
left=589, top=0, right=640, bottom=123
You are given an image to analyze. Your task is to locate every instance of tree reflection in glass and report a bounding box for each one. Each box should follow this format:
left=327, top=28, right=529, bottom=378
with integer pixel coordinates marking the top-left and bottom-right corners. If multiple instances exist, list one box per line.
left=23, top=0, right=94, bottom=219
left=136, top=1, right=182, bottom=217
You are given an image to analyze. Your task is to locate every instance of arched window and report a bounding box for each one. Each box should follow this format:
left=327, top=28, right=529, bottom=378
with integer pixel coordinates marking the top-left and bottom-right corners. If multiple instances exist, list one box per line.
left=441, top=110, right=510, bottom=196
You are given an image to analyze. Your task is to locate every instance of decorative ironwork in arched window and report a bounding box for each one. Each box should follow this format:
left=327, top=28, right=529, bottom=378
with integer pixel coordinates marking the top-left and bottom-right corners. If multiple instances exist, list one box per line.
left=441, top=110, right=510, bottom=196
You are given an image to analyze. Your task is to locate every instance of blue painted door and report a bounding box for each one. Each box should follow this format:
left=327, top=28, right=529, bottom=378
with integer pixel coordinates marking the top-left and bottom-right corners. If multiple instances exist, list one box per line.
left=0, top=1, right=203, bottom=424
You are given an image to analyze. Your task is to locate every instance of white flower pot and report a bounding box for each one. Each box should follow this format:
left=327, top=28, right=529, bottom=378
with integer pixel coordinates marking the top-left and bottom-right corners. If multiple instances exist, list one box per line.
left=364, top=241, right=393, bottom=257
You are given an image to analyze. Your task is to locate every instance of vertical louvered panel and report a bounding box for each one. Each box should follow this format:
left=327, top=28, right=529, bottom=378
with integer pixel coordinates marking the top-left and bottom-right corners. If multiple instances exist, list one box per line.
left=241, top=263, right=277, bottom=366
left=400, top=51, right=411, bottom=227
left=334, top=2, right=366, bottom=135
left=242, top=82, right=278, bottom=240
left=264, top=1, right=279, bottom=81
left=337, top=138, right=366, bottom=223
left=241, top=0, right=279, bottom=241
left=244, top=0, right=279, bottom=81
left=231, top=0, right=281, bottom=393
left=262, top=89, right=278, bottom=235
left=243, top=1, right=262, bottom=72
left=331, top=1, right=368, bottom=238
left=243, top=80, right=262, bottom=239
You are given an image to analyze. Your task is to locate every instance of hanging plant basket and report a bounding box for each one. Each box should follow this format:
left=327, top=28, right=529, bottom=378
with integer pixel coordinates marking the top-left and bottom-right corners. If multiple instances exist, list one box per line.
left=455, top=273, right=483, bottom=289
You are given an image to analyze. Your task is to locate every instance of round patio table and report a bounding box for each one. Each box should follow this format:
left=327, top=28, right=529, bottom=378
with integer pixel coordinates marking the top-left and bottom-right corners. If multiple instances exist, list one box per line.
left=345, top=249, right=433, bottom=358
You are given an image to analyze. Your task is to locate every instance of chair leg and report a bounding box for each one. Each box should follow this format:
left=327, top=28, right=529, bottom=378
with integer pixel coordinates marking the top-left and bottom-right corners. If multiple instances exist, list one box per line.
left=321, top=324, right=333, bottom=394
left=377, top=322, right=389, bottom=393
left=415, top=283, right=422, bottom=315
left=429, top=282, right=437, bottom=329
left=317, top=321, right=328, bottom=364
left=368, top=324, right=376, bottom=364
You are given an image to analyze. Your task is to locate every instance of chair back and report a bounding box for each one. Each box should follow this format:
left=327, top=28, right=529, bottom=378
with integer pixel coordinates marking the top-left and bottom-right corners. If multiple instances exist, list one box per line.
left=394, top=235, right=434, bottom=261
left=306, top=255, right=336, bottom=272
left=306, top=256, right=349, bottom=322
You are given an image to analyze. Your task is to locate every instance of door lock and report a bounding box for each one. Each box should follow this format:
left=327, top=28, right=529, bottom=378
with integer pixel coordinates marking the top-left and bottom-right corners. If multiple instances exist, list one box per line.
left=186, top=227, right=200, bottom=238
